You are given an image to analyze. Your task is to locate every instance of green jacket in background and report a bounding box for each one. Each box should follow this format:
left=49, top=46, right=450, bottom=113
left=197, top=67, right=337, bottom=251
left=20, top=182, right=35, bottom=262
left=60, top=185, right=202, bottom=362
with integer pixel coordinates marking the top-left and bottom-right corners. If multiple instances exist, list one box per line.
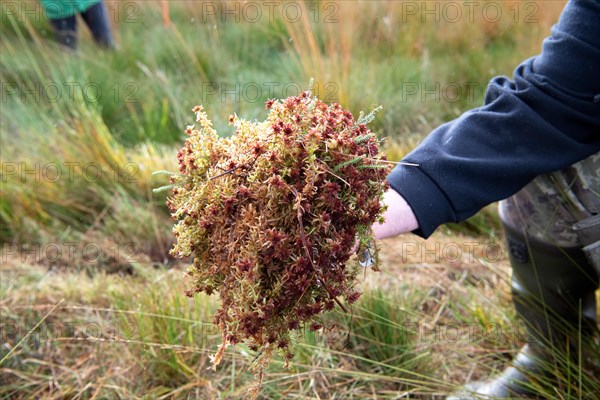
left=40, top=0, right=101, bottom=20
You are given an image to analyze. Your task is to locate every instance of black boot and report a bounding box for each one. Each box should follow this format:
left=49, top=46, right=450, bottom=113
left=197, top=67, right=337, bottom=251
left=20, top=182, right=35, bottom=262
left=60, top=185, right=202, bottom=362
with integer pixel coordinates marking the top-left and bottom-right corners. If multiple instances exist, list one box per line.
left=448, top=223, right=599, bottom=399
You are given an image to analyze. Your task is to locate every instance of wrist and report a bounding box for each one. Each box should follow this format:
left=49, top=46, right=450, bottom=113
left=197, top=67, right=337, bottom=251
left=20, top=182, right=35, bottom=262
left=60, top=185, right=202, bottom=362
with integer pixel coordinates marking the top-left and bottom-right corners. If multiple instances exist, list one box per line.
left=373, top=189, right=419, bottom=239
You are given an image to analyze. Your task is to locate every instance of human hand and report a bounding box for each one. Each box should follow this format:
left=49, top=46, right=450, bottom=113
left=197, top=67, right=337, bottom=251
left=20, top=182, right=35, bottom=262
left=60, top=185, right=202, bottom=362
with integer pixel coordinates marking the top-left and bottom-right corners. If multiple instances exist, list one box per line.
left=352, top=188, right=418, bottom=264
left=372, top=188, right=419, bottom=239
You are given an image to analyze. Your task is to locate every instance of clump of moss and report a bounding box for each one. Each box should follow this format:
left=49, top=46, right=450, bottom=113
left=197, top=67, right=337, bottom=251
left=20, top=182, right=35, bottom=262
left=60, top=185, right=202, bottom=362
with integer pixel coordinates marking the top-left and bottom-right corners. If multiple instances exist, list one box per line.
left=166, top=91, right=390, bottom=396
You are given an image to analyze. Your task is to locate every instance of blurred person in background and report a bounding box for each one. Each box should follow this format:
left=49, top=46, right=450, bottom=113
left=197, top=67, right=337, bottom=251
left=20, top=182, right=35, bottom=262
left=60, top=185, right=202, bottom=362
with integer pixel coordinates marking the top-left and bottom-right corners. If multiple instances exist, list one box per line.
left=40, top=0, right=115, bottom=49
left=374, top=0, right=599, bottom=398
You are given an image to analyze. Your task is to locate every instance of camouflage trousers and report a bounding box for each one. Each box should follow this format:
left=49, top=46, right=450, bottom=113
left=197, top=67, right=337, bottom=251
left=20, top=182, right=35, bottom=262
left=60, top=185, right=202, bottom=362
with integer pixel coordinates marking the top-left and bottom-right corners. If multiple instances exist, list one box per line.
left=499, top=151, right=600, bottom=272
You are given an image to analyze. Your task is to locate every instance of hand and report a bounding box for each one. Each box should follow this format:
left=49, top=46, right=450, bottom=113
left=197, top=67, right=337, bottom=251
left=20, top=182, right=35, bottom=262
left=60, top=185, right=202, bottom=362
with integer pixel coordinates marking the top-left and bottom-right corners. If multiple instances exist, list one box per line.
left=351, top=188, right=418, bottom=260
left=372, top=188, right=419, bottom=239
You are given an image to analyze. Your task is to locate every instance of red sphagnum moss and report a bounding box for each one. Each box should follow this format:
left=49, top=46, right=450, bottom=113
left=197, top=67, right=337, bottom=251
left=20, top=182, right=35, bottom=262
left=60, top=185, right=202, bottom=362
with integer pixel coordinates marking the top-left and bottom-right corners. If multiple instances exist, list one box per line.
left=167, top=91, right=391, bottom=397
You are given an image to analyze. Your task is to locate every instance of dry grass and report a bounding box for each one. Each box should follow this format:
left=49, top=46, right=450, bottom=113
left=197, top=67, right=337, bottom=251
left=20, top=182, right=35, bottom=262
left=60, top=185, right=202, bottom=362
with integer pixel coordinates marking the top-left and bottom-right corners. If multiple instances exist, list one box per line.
left=0, top=231, right=518, bottom=398
left=2, top=228, right=599, bottom=398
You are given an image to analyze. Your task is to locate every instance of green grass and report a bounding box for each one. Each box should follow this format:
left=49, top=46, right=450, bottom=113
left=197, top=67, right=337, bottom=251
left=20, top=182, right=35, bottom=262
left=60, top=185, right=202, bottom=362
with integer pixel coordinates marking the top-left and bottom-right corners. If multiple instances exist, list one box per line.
left=0, top=1, right=562, bottom=242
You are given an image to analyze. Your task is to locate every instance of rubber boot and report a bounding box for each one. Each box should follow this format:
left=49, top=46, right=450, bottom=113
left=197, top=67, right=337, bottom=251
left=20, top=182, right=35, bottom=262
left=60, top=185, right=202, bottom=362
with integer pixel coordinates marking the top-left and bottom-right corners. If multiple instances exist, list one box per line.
left=448, top=223, right=599, bottom=399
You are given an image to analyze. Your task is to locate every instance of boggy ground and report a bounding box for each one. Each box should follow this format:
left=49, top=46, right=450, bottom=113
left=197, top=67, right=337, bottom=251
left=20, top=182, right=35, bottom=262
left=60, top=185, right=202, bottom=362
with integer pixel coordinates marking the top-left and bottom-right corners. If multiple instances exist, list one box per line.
left=6, top=229, right=597, bottom=399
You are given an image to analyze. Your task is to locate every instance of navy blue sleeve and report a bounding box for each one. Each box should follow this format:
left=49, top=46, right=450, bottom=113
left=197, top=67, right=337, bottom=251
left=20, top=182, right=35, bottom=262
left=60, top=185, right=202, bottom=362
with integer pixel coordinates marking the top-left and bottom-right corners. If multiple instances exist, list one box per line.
left=387, top=0, right=600, bottom=238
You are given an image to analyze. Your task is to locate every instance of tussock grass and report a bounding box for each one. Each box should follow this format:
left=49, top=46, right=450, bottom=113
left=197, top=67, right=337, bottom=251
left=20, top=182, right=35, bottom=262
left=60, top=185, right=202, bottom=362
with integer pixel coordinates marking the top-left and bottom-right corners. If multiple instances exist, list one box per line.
left=1, top=0, right=565, bottom=242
